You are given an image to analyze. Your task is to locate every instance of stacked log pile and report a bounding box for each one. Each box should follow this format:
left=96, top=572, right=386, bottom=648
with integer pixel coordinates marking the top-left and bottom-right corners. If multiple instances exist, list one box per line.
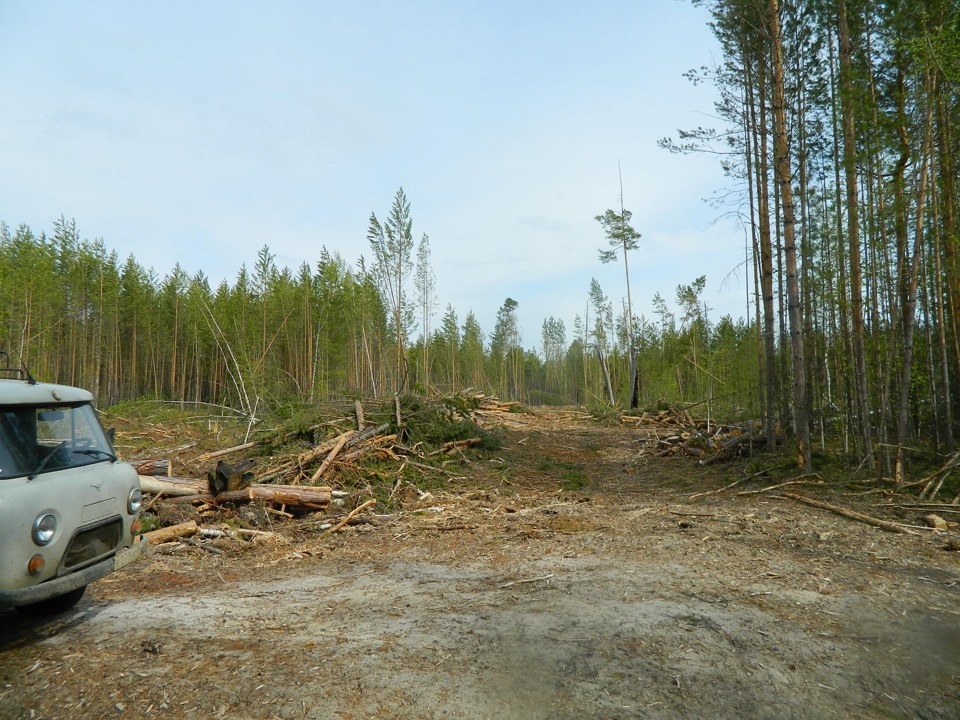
left=471, top=396, right=541, bottom=429
left=134, top=461, right=333, bottom=510
left=629, top=406, right=778, bottom=463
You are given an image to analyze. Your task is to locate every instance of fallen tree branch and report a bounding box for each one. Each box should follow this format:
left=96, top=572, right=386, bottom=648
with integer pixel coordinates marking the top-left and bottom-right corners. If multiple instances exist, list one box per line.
left=339, top=430, right=397, bottom=462
left=322, top=498, right=377, bottom=536
left=689, top=477, right=749, bottom=499
left=181, top=537, right=223, bottom=555
left=309, top=429, right=355, bottom=482
left=883, top=503, right=960, bottom=514
left=919, top=449, right=960, bottom=501
left=144, top=520, right=199, bottom=544
left=430, top=438, right=483, bottom=456
left=739, top=478, right=824, bottom=496
left=195, top=442, right=258, bottom=463
left=142, top=490, right=166, bottom=512
left=778, top=492, right=922, bottom=535
left=294, top=432, right=353, bottom=471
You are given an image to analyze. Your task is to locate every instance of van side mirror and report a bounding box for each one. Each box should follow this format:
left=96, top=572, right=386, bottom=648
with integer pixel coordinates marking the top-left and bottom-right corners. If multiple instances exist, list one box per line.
left=107, top=427, right=116, bottom=444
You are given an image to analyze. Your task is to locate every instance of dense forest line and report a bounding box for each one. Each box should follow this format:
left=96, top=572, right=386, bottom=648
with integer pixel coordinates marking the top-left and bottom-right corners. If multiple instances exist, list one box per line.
left=1, top=0, right=958, bottom=485
left=0, top=213, right=752, bottom=419
left=661, top=0, right=960, bottom=480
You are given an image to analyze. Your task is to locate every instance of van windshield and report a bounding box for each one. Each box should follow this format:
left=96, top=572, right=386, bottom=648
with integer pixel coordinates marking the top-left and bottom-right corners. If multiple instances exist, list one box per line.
left=0, top=403, right=116, bottom=480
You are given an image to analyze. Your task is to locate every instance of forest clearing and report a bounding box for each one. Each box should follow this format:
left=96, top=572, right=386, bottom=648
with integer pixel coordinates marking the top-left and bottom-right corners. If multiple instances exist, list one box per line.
left=2, top=3, right=958, bottom=718
left=1, top=402, right=958, bottom=720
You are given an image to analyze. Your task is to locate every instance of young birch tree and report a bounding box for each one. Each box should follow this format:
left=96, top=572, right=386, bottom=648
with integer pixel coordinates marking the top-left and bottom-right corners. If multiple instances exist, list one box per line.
left=415, top=233, right=437, bottom=388
left=368, top=188, right=415, bottom=394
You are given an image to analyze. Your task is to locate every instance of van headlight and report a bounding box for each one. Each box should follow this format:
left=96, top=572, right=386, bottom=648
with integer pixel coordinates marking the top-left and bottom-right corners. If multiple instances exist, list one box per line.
left=127, top=487, right=143, bottom=514
left=32, top=514, right=57, bottom=545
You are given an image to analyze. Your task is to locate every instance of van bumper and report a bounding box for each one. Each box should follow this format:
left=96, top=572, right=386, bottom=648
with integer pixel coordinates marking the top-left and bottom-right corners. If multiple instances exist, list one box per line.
left=0, top=536, right=148, bottom=608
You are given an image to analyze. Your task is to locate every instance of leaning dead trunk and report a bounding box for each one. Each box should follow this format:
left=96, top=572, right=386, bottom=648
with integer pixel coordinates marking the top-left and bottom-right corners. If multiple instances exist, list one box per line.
left=596, top=345, right=615, bottom=406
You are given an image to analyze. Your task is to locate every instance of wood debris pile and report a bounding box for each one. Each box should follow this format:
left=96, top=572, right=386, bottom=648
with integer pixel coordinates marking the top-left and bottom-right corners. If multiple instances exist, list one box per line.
left=130, top=392, right=516, bottom=548
left=628, top=405, right=779, bottom=463
left=464, top=393, right=539, bottom=429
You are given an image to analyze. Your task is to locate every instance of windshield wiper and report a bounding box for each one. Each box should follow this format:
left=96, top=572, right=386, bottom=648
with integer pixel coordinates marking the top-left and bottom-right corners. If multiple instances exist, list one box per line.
left=29, top=441, right=68, bottom=480
left=73, top=448, right=118, bottom=462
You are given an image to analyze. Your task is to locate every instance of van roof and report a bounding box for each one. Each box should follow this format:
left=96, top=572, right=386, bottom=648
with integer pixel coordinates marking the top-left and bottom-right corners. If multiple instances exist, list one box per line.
left=0, top=379, right=94, bottom=406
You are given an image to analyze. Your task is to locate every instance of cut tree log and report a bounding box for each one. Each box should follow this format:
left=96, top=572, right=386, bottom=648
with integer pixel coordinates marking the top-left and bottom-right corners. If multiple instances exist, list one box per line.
left=924, top=514, right=949, bottom=530
left=198, top=526, right=278, bottom=541
left=433, top=438, right=482, bottom=455
left=309, top=430, right=355, bottom=482
left=144, top=520, right=199, bottom=544
left=162, top=493, right=215, bottom=505
left=138, top=476, right=209, bottom=496
left=214, top=484, right=332, bottom=509
left=354, top=399, right=365, bottom=429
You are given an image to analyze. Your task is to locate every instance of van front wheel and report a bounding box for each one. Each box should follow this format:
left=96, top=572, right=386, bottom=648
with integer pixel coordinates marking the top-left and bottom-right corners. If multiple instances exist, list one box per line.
left=16, top=586, right=86, bottom=616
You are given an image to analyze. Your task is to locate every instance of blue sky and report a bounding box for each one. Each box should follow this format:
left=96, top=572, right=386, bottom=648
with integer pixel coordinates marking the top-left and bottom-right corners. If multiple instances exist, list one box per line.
left=0, top=1, right=748, bottom=349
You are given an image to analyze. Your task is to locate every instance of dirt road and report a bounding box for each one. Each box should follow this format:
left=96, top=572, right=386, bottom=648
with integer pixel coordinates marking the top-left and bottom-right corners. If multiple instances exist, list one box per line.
left=2, top=410, right=959, bottom=719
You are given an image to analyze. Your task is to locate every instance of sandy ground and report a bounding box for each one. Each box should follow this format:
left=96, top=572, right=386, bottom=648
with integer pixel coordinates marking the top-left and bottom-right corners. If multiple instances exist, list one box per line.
left=2, top=409, right=959, bottom=719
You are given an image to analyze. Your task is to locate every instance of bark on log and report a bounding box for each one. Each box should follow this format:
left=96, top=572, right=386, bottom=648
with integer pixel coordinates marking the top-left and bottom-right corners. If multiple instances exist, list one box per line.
left=214, top=484, right=332, bottom=509
left=130, top=459, right=170, bottom=476
left=438, top=438, right=482, bottom=452
left=145, top=520, right=199, bottom=544
left=138, top=476, right=209, bottom=496
left=163, top=493, right=215, bottom=505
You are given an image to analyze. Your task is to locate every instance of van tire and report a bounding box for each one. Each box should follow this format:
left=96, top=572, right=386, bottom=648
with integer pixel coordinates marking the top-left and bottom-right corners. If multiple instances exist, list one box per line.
left=15, top=586, right=86, bottom=616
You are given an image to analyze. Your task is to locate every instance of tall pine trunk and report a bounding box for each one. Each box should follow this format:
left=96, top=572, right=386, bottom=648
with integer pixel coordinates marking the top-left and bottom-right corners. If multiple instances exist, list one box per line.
left=895, top=71, right=935, bottom=486
left=770, top=0, right=811, bottom=473
left=750, top=50, right=779, bottom=451
left=837, top=0, right=875, bottom=469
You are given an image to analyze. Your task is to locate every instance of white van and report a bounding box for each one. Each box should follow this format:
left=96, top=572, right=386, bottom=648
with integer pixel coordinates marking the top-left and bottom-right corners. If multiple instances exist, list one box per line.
left=0, top=357, right=146, bottom=614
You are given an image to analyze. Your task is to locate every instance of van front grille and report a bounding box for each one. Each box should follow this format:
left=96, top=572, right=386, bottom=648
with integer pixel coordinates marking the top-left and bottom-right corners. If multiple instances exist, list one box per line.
left=61, top=518, right=123, bottom=571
